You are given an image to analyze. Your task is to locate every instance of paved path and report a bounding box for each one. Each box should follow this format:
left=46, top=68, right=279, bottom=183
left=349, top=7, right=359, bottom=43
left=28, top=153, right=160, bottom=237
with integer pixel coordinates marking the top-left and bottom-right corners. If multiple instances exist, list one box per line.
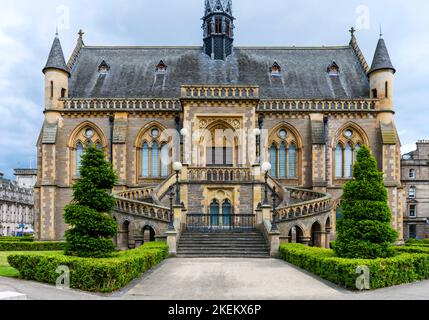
left=2, top=258, right=429, bottom=300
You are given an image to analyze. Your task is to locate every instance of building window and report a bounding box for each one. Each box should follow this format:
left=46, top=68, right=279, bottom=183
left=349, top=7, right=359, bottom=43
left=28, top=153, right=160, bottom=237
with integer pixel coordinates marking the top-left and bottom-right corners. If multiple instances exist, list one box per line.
left=409, top=169, right=416, bottom=179
left=142, top=143, right=149, bottom=178
left=225, top=19, right=231, bottom=36
left=50, top=81, right=54, bottom=98
left=385, top=82, right=389, bottom=98
left=334, top=127, right=366, bottom=180
left=61, top=88, right=67, bottom=98
left=76, top=143, right=84, bottom=176
left=409, top=204, right=417, bottom=217
left=215, top=18, right=222, bottom=33
left=372, top=88, right=378, bottom=99
left=289, top=144, right=297, bottom=178
left=327, top=61, right=340, bottom=76
left=409, top=187, right=416, bottom=199
left=139, top=126, right=170, bottom=178
left=270, top=62, right=281, bottom=75
left=270, top=144, right=277, bottom=178
left=409, top=224, right=417, bottom=239
left=279, top=143, right=287, bottom=178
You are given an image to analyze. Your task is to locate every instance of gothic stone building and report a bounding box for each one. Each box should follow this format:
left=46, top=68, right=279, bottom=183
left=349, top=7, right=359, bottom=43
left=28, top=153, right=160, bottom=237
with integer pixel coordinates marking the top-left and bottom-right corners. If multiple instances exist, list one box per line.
left=0, top=169, right=37, bottom=236
left=402, top=141, right=429, bottom=240
left=34, top=0, right=404, bottom=251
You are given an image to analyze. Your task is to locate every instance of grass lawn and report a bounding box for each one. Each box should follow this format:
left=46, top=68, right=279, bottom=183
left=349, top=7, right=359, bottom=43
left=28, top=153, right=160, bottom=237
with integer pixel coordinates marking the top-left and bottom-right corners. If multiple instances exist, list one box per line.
left=0, top=251, right=62, bottom=278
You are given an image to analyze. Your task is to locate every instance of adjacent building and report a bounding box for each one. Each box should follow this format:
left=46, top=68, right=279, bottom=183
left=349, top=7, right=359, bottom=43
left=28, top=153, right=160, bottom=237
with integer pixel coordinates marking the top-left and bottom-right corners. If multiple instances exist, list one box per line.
left=0, top=169, right=37, bottom=236
left=402, top=141, right=429, bottom=240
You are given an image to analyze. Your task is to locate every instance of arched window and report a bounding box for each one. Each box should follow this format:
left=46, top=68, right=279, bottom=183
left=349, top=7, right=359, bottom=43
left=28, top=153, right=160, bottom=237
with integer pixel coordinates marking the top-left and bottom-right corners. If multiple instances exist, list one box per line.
left=210, top=200, right=220, bottom=226
left=151, top=142, right=159, bottom=177
left=289, top=144, right=296, bottom=178
left=335, top=144, right=343, bottom=178
left=345, top=143, right=353, bottom=178
left=142, top=142, right=149, bottom=178
left=138, top=126, right=171, bottom=178
left=279, top=142, right=287, bottom=178
left=334, top=127, right=366, bottom=180
left=270, top=144, right=277, bottom=178
left=161, top=144, right=169, bottom=177
left=76, top=143, right=84, bottom=176
left=222, top=199, right=232, bottom=227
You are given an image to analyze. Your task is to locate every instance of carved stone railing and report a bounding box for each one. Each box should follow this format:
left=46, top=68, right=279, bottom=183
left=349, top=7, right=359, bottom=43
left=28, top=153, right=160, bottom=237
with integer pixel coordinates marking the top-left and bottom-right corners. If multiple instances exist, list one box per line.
left=153, top=173, right=177, bottom=205
left=275, top=187, right=332, bottom=222
left=61, top=98, right=181, bottom=111
left=258, top=99, right=377, bottom=112
left=187, top=167, right=253, bottom=182
left=115, top=186, right=156, bottom=201
left=181, top=85, right=259, bottom=100
left=114, top=197, right=170, bottom=222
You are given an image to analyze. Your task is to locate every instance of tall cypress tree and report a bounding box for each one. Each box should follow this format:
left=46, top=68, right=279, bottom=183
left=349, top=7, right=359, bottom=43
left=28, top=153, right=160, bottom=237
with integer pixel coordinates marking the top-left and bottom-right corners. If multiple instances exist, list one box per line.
left=334, top=146, right=398, bottom=259
left=64, top=145, right=118, bottom=258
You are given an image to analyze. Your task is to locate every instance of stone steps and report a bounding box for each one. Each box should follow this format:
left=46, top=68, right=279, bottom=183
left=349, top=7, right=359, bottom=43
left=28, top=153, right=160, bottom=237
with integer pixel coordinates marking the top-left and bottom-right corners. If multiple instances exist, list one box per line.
left=177, top=231, right=270, bottom=258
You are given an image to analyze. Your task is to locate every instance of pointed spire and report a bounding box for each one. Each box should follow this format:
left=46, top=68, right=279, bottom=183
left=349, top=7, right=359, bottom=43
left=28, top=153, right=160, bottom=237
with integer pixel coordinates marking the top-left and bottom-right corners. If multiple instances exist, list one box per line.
left=368, top=36, right=395, bottom=75
left=67, top=29, right=85, bottom=71
left=205, top=0, right=233, bottom=16
left=43, top=33, right=70, bottom=76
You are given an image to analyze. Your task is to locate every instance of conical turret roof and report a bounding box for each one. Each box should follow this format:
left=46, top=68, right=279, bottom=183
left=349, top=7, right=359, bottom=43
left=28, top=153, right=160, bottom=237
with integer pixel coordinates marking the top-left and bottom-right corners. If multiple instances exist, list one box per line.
left=42, top=35, right=70, bottom=76
left=368, top=38, right=395, bottom=75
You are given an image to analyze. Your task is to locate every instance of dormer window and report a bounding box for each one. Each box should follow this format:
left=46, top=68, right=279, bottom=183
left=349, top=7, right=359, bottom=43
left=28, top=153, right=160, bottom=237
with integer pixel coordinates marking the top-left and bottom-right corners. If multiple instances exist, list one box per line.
left=98, top=60, right=110, bottom=74
left=270, top=62, right=281, bottom=75
left=327, top=61, right=339, bottom=76
left=156, top=60, right=168, bottom=73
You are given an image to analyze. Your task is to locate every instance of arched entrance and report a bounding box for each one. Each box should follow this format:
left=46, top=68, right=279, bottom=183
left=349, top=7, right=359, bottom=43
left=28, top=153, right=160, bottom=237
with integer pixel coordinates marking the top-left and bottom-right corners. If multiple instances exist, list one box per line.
left=120, top=221, right=130, bottom=250
left=222, top=199, right=232, bottom=229
left=289, top=226, right=304, bottom=244
left=310, top=221, right=322, bottom=247
left=210, top=200, right=220, bottom=227
left=143, top=225, right=156, bottom=243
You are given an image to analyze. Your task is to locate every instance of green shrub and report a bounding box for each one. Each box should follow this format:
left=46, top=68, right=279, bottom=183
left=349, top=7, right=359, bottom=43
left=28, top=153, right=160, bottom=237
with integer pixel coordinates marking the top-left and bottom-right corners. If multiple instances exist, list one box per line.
left=280, top=244, right=429, bottom=290
left=7, top=242, right=168, bottom=293
left=0, top=242, right=65, bottom=251
left=394, top=246, right=429, bottom=254
left=0, top=236, right=34, bottom=242
left=64, top=145, right=118, bottom=258
left=335, top=146, right=398, bottom=259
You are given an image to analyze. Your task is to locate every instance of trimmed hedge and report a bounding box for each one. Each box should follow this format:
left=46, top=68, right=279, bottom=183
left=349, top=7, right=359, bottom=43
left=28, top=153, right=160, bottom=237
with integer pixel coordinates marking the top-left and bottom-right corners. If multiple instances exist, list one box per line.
left=0, top=241, right=66, bottom=252
left=7, top=242, right=169, bottom=293
left=0, top=236, right=34, bottom=242
left=280, top=244, right=429, bottom=290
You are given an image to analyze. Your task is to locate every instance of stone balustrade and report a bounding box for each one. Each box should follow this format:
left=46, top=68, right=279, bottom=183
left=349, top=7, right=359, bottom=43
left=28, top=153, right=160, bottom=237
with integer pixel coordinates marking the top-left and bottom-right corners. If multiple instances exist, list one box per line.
left=61, top=98, right=181, bottom=111
left=115, top=186, right=156, bottom=201
left=114, top=197, right=170, bottom=222
left=187, top=167, right=253, bottom=182
left=181, top=85, right=259, bottom=99
left=275, top=187, right=332, bottom=222
left=258, top=99, right=376, bottom=112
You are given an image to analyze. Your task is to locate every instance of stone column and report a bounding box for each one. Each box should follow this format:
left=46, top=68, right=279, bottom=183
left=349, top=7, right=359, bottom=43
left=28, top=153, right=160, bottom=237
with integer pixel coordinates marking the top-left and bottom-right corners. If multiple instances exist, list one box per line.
left=300, top=237, right=312, bottom=246
left=165, top=230, right=178, bottom=257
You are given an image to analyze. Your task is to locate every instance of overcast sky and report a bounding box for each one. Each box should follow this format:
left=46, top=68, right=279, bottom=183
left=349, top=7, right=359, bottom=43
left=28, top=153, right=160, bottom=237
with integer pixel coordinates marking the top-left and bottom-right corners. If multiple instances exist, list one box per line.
left=0, top=0, right=428, bottom=178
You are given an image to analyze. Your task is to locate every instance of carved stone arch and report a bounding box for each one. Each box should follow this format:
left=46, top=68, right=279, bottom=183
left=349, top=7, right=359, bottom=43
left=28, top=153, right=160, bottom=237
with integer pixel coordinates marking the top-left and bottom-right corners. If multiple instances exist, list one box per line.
left=141, top=221, right=161, bottom=236
left=67, top=121, right=108, bottom=148
left=268, top=122, right=304, bottom=149
left=331, top=121, right=369, bottom=148
left=134, top=121, right=170, bottom=148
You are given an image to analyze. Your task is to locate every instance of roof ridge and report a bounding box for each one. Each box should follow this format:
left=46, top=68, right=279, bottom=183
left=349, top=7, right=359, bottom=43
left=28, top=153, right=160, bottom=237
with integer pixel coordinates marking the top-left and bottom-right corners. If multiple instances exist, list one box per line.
left=349, top=34, right=370, bottom=74
left=67, top=30, right=85, bottom=71
left=81, top=45, right=351, bottom=50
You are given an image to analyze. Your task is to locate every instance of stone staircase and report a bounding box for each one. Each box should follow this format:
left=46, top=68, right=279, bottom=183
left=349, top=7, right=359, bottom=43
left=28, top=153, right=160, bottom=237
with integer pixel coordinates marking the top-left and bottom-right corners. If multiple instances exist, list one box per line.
left=177, top=231, right=270, bottom=258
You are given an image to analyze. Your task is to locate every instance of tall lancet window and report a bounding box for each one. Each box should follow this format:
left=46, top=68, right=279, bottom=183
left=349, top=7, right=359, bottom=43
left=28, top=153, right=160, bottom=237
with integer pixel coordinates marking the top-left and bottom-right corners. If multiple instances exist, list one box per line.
left=76, top=143, right=84, bottom=177
left=289, top=144, right=297, bottom=178
left=142, top=142, right=150, bottom=178
left=335, top=144, right=343, bottom=178
left=279, top=142, right=287, bottom=178
left=270, top=144, right=277, bottom=178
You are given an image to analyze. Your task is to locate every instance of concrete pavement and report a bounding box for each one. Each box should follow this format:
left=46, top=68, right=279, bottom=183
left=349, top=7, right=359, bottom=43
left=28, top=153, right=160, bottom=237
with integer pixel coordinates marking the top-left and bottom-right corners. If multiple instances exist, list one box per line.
left=1, top=258, right=429, bottom=300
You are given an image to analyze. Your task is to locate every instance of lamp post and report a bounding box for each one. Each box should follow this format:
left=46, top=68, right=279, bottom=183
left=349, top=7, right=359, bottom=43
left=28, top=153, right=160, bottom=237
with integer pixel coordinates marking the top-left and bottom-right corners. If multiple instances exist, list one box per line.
left=262, top=162, right=272, bottom=205
left=271, top=186, right=279, bottom=232
left=168, top=186, right=175, bottom=231
left=173, top=162, right=183, bottom=206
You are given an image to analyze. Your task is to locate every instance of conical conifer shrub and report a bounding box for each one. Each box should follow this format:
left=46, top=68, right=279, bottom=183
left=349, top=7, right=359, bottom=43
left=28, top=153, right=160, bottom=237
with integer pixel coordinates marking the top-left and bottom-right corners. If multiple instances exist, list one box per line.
left=334, top=146, right=398, bottom=259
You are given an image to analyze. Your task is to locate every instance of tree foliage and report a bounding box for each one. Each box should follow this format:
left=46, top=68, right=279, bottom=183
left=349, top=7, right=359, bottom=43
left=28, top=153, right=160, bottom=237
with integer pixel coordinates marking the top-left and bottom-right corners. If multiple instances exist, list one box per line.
left=334, top=146, right=398, bottom=259
left=64, top=145, right=118, bottom=258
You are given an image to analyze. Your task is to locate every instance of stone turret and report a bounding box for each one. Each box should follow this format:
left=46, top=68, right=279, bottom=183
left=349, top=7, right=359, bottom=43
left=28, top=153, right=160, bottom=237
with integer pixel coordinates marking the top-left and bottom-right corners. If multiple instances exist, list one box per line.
left=368, top=37, right=396, bottom=124
left=43, top=33, right=70, bottom=122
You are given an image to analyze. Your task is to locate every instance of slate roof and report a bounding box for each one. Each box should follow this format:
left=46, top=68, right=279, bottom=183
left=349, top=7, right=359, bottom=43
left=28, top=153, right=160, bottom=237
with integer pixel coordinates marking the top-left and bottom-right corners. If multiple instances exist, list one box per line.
left=43, top=36, right=70, bottom=76
left=68, top=46, right=370, bottom=99
left=368, top=38, right=395, bottom=75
